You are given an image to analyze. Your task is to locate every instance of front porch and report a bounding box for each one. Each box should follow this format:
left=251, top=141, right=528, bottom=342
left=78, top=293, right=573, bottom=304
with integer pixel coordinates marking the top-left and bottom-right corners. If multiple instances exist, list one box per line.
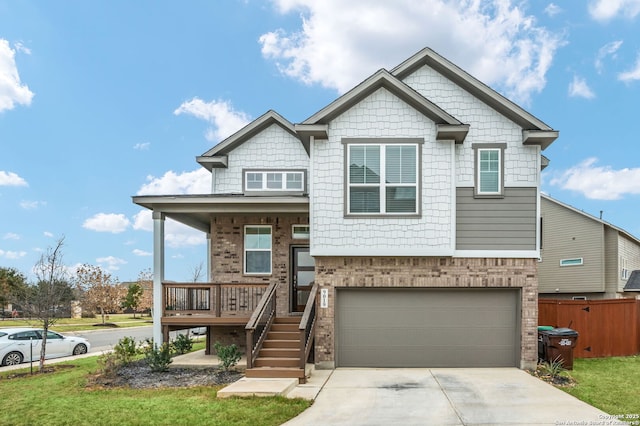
left=161, top=280, right=318, bottom=382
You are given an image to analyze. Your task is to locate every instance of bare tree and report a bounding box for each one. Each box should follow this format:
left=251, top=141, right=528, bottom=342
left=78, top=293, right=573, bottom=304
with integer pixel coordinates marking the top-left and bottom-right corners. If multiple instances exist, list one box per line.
left=20, top=237, right=74, bottom=372
left=190, top=261, right=205, bottom=282
left=136, top=269, right=153, bottom=317
left=75, top=264, right=126, bottom=324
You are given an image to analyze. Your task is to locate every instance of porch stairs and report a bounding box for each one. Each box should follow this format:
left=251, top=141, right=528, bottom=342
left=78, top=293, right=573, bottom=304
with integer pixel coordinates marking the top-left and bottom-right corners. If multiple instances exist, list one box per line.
left=245, top=317, right=306, bottom=382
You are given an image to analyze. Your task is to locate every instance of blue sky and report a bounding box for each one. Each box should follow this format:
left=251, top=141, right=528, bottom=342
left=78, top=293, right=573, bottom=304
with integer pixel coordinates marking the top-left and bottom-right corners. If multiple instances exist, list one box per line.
left=1, top=0, right=640, bottom=283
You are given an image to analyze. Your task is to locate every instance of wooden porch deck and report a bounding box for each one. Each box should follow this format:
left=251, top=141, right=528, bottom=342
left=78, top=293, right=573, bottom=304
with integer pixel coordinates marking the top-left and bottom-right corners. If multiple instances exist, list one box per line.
left=161, top=281, right=269, bottom=327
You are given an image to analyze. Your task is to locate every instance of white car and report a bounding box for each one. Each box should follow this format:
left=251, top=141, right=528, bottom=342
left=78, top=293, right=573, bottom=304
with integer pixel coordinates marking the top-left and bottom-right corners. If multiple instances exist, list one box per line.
left=0, top=328, right=91, bottom=366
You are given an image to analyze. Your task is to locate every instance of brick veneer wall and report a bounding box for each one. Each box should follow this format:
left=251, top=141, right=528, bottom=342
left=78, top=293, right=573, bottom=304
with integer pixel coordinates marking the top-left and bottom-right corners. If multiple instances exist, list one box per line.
left=313, top=256, right=538, bottom=370
left=210, top=214, right=309, bottom=318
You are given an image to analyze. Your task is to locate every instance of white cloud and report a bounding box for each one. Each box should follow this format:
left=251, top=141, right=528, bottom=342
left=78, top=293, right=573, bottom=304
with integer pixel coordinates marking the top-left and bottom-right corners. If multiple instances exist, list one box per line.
left=136, top=168, right=210, bottom=195
left=82, top=213, right=131, bottom=234
left=43, top=231, right=54, bottom=238
left=132, top=249, right=152, bottom=257
left=132, top=210, right=153, bottom=232
left=174, top=97, right=251, bottom=143
left=618, top=54, right=640, bottom=82
left=568, top=76, right=596, bottom=99
left=3, top=233, right=20, bottom=240
left=14, top=42, right=31, bottom=55
left=133, top=142, right=150, bottom=151
left=588, top=0, right=640, bottom=21
left=96, top=256, right=127, bottom=272
left=550, top=158, right=640, bottom=200
left=260, top=0, right=564, bottom=105
left=132, top=209, right=206, bottom=248
left=0, top=249, right=27, bottom=259
left=20, top=200, right=46, bottom=210
left=544, top=3, right=562, bottom=17
left=595, top=40, right=623, bottom=73
left=0, top=171, right=28, bottom=187
left=0, top=39, right=34, bottom=112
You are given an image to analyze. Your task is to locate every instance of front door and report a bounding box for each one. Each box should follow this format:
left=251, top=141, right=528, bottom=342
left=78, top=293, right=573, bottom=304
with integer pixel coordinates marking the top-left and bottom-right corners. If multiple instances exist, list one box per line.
left=291, top=246, right=315, bottom=312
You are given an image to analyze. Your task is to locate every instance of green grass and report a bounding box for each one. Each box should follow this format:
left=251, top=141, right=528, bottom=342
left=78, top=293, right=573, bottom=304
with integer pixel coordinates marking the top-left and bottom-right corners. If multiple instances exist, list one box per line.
left=0, top=357, right=310, bottom=426
left=0, top=314, right=152, bottom=332
left=562, top=356, right=640, bottom=415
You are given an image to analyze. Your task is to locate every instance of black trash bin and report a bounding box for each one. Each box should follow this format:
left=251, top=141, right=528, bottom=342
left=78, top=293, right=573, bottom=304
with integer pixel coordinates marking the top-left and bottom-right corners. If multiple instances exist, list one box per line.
left=541, top=328, right=579, bottom=370
left=537, top=326, right=554, bottom=362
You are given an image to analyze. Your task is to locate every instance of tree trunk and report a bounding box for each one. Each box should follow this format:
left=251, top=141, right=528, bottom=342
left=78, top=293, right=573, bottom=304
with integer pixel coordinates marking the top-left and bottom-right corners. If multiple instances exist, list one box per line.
left=100, top=307, right=105, bottom=324
left=39, top=324, right=48, bottom=372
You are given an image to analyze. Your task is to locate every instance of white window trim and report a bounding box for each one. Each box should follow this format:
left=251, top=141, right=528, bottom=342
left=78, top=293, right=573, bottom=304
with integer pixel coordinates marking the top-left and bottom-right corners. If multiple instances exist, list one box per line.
left=560, top=258, right=584, bottom=267
left=472, top=143, right=506, bottom=198
left=244, top=170, right=306, bottom=193
left=292, top=225, right=310, bottom=240
left=244, top=225, right=272, bottom=275
left=346, top=143, right=419, bottom=215
left=477, top=148, right=502, bottom=196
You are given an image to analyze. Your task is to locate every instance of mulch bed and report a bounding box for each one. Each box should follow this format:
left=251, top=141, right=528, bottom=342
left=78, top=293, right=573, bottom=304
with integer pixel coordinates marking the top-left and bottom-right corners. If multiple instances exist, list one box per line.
left=87, top=359, right=243, bottom=389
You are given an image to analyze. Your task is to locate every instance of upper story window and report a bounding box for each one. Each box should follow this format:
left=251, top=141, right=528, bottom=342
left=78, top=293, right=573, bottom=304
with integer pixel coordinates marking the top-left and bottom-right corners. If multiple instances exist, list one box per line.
left=345, top=139, right=420, bottom=215
left=244, top=170, right=306, bottom=193
left=473, top=144, right=506, bottom=198
left=560, top=258, right=583, bottom=267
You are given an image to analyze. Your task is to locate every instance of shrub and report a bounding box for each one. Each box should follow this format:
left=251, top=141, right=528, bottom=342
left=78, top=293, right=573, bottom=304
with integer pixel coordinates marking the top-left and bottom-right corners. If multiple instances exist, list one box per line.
left=96, top=352, right=120, bottom=378
left=113, top=336, right=139, bottom=365
left=214, top=342, right=241, bottom=371
left=145, top=342, right=173, bottom=372
left=172, top=334, right=193, bottom=355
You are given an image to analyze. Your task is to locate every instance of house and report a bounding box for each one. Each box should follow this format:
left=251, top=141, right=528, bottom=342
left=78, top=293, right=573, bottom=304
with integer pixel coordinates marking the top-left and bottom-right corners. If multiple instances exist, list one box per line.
left=133, top=47, right=558, bottom=377
left=539, top=194, right=640, bottom=299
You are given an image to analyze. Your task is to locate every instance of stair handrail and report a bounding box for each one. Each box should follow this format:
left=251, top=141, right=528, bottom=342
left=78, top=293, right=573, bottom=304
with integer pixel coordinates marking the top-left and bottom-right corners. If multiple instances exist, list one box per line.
left=298, top=282, right=319, bottom=370
left=245, top=281, right=277, bottom=369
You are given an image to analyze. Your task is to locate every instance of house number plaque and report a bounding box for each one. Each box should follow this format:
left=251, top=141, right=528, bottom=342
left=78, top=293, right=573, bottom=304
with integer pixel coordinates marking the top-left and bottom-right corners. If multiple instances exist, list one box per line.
left=320, top=289, right=328, bottom=308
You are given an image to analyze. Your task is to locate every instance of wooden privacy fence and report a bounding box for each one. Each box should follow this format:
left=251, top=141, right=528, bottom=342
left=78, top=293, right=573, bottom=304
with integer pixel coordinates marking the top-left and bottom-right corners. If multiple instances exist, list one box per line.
left=539, top=298, right=640, bottom=358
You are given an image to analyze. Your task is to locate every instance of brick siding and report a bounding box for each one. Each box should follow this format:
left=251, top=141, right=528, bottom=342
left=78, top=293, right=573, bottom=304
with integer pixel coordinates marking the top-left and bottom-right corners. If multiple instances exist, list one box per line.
left=210, top=214, right=309, bottom=317
left=313, top=256, right=538, bottom=370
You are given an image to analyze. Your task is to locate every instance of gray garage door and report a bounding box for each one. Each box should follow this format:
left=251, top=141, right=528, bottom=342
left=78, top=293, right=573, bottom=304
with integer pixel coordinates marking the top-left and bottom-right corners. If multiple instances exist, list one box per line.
left=336, top=288, right=519, bottom=367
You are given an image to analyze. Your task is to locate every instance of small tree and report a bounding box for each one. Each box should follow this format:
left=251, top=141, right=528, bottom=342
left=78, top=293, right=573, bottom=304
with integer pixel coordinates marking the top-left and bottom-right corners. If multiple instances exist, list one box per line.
left=122, top=283, right=143, bottom=318
left=19, top=237, right=74, bottom=372
left=75, top=264, right=126, bottom=324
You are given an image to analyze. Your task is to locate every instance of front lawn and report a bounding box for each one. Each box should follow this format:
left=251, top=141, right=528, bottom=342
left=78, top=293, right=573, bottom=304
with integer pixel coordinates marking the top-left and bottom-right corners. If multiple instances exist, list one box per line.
left=562, top=356, right=640, bottom=416
left=0, top=313, right=151, bottom=332
left=0, top=357, right=310, bottom=426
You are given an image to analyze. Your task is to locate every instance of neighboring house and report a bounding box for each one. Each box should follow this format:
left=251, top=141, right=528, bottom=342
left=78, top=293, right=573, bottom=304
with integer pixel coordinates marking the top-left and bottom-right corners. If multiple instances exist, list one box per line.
left=540, top=194, right=640, bottom=299
left=133, top=47, right=558, bottom=376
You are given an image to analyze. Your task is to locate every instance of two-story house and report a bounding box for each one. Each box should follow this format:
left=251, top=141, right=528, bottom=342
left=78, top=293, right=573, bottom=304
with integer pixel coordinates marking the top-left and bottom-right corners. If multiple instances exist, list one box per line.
left=540, top=194, right=640, bottom=299
left=133, top=47, right=558, bottom=378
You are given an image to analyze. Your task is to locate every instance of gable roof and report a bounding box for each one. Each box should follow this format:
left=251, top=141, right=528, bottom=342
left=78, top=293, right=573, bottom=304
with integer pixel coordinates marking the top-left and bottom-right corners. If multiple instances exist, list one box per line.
left=392, top=48, right=558, bottom=149
left=623, top=270, right=640, bottom=291
left=197, top=110, right=304, bottom=170
left=300, top=69, right=469, bottom=144
left=542, top=194, right=640, bottom=246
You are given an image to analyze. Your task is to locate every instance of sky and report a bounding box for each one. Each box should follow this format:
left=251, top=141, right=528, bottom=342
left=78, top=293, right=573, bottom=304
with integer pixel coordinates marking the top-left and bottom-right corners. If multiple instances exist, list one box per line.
left=1, top=0, right=640, bottom=283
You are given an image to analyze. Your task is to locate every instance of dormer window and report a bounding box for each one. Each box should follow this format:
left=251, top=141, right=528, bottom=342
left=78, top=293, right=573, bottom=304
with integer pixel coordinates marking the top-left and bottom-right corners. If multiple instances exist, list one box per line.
left=244, top=170, right=306, bottom=194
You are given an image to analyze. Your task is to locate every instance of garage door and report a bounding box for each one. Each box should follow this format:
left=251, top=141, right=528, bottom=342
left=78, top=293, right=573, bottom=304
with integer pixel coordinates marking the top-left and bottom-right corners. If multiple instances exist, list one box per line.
left=336, top=288, right=519, bottom=367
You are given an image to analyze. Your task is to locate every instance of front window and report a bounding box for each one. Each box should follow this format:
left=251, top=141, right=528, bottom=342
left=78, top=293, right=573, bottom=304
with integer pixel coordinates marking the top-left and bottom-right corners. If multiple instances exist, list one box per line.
left=244, top=226, right=272, bottom=274
left=347, top=143, right=418, bottom=215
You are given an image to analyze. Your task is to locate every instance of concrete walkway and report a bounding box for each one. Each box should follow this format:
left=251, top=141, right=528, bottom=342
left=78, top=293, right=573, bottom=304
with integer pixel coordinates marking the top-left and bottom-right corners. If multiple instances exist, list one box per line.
left=282, top=368, right=615, bottom=426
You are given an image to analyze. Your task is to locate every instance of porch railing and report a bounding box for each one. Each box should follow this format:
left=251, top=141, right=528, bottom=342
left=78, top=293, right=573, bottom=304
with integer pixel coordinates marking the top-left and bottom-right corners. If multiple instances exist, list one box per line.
left=162, top=282, right=268, bottom=317
left=245, top=282, right=277, bottom=369
left=298, top=282, right=318, bottom=369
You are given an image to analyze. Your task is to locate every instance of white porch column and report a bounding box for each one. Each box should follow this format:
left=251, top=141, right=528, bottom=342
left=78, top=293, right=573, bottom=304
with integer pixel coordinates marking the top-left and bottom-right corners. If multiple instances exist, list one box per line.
left=152, top=211, right=165, bottom=345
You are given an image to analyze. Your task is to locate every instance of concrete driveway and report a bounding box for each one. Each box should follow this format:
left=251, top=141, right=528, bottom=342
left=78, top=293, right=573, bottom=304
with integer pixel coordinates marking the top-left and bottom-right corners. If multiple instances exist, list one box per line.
left=283, top=368, right=613, bottom=426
